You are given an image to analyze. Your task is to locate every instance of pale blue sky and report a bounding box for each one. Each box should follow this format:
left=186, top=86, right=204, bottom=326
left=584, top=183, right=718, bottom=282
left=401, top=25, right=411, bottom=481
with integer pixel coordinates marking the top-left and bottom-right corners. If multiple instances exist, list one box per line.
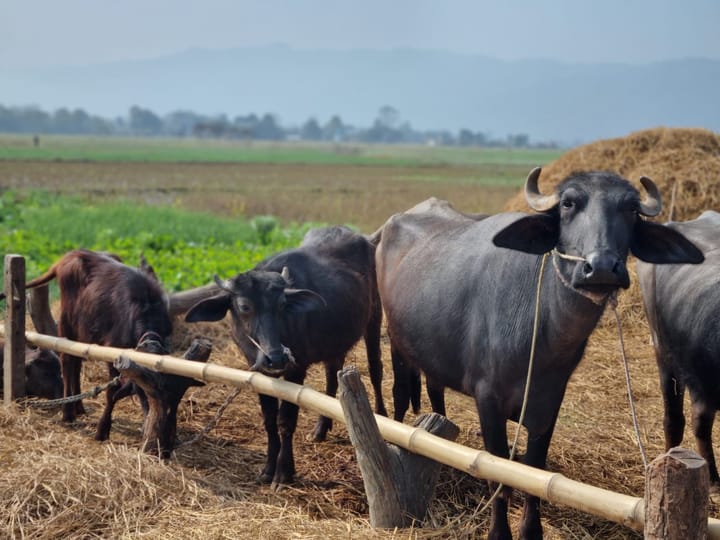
left=2, top=0, right=718, bottom=68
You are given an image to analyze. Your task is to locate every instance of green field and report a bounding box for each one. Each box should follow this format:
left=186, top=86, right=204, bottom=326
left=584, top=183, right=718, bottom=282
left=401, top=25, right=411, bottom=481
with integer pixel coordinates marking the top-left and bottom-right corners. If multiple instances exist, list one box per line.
left=0, top=133, right=562, bottom=167
left=0, top=134, right=564, bottom=299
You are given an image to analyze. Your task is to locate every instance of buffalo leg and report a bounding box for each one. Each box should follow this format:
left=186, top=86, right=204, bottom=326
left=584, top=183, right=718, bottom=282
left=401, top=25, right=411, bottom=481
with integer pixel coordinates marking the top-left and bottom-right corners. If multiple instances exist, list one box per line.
left=477, top=397, right=513, bottom=540
left=95, top=365, right=121, bottom=441
left=691, top=397, right=719, bottom=484
left=258, top=393, right=280, bottom=483
left=71, top=356, right=86, bottom=415
left=274, top=398, right=300, bottom=486
left=364, top=298, right=387, bottom=416
left=659, top=365, right=685, bottom=450
left=426, top=378, right=446, bottom=417
left=311, top=360, right=340, bottom=442
left=391, top=345, right=418, bottom=422
left=518, top=421, right=558, bottom=540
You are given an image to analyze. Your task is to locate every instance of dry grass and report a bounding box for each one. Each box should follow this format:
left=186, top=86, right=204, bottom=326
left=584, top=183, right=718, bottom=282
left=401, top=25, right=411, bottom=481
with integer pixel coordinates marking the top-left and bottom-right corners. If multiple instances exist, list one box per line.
left=5, top=304, right=713, bottom=540
left=0, top=161, right=518, bottom=233
left=504, top=127, right=720, bottom=222
left=2, top=127, right=720, bottom=538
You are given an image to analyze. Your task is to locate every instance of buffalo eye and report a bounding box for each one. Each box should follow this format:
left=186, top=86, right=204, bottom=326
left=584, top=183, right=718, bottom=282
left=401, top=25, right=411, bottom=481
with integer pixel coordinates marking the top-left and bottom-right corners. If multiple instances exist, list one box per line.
left=235, top=299, right=253, bottom=315
left=561, top=199, right=575, bottom=210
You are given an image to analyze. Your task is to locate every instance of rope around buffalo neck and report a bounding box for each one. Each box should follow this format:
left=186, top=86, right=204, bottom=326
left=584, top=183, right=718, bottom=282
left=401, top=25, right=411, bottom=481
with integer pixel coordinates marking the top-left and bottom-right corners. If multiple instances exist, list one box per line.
left=480, top=251, right=550, bottom=512
left=553, top=248, right=648, bottom=468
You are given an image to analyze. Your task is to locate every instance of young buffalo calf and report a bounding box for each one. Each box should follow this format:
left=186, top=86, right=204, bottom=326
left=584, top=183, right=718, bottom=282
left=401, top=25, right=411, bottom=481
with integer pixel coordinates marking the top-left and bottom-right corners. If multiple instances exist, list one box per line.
left=0, top=340, right=63, bottom=399
left=14, top=249, right=172, bottom=438
left=185, top=226, right=386, bottom=487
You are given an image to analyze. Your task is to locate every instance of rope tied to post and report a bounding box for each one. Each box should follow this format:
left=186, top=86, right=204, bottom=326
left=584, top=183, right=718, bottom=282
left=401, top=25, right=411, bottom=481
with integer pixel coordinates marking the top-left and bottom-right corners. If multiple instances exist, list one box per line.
left=22, top=376, right=122, bottom=408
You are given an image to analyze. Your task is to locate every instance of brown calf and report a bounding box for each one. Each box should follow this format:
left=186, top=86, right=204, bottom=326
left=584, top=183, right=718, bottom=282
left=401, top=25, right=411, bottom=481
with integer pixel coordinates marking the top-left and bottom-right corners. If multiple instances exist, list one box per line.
left=14, top=249, right=173, bottom=439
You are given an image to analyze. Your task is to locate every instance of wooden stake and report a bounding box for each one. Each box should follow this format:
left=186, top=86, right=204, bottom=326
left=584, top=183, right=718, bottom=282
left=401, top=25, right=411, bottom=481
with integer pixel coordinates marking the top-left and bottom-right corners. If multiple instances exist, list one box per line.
left=27, top=284, right=57, bottom=336
left=3, top=254, right=26, bottom=403
left=338, top=365, right=459, bottom=527
left=645, top=447, right=709, bottom=539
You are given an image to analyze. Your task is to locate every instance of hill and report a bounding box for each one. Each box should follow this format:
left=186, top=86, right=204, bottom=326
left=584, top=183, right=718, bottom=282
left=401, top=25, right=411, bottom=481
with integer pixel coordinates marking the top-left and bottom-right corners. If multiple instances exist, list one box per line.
left=2, top=46, right=719, bottom=144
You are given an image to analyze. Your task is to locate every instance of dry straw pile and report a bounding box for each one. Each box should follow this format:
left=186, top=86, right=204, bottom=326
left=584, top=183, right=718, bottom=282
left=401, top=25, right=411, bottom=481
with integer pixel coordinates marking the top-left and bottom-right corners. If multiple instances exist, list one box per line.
left=2, top=127, right=719, bottom=539
left=505, top=126, right=720, bottom=221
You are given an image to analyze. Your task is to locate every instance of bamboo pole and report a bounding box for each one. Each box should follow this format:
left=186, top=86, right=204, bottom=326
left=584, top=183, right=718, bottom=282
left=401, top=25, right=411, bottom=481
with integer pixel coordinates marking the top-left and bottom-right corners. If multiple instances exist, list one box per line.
left=6, top=327, right=720, bottom=538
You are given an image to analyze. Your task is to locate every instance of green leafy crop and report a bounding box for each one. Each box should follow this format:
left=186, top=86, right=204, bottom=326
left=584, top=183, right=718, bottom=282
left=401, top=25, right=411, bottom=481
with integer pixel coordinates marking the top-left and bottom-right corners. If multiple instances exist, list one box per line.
left=0, top=190, right=325, bottom=301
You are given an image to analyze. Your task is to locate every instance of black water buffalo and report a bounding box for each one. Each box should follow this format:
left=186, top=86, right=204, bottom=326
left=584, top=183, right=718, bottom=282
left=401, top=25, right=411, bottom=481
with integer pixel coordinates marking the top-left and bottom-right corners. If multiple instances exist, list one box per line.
left=185, top=225, right=386, bottom=486
left=0, top=341, right=63, bottom=399
left=374, top=168, right=703, bottom=540
left=638, top=210, right=720, bottom=485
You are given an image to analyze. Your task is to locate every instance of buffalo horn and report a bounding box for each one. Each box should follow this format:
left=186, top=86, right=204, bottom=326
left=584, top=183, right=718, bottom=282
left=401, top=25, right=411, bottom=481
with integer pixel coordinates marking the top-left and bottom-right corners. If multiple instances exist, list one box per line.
left=638, top=176, right=662, bottom=217
left=281, top=266, right=291, bottom=284
left=213, top=274, right=234, bottom=293
left=524, top=167, right=559, bottom=212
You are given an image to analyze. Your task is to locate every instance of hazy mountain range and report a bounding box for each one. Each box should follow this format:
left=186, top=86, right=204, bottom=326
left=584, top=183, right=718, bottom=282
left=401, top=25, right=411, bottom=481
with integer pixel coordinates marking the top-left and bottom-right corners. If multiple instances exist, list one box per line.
left=2, top=46, right=718, bottom=144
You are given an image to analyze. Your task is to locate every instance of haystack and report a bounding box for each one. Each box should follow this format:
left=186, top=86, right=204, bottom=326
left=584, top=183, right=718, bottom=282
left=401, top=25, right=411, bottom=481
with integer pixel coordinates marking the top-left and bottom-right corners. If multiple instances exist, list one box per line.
left=505, top=127, right=720, bottom=222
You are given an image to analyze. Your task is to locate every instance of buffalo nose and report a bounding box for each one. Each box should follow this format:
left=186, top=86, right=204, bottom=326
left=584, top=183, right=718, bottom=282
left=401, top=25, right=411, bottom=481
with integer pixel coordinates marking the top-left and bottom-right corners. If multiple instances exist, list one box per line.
left=252, top=348, right=292, bottom=375
left=579, top=252, right=629, bottom=287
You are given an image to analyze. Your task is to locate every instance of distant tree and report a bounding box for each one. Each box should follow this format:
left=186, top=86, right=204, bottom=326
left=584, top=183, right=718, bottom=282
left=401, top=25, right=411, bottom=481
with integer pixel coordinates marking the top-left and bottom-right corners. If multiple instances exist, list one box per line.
left=233, top=114, right=259, bottom=139
left=255, top=113, right=283, bottom=140
left=474, top=131, right=488, bottom=146
left=164, top=110, right=202, bottom=137
left=360, top=106, right=406, bottom=143
left=323, top=115, right=345, bottom=141
left=377, top=105, right=400, bottom=130
left=129, top=105, right=162, bottom=136
left=0, top=105, right=18, bottom=131
left=458, top=128, right=475, bottom=146
left=301, top=117, right=322, bottom=140
left=507, top=133, right=530, bottom=148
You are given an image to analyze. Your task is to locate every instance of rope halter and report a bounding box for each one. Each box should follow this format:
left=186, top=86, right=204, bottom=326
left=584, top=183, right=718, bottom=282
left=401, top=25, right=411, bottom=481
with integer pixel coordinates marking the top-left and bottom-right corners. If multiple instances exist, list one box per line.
left=550, top=249, right=616, bottom=306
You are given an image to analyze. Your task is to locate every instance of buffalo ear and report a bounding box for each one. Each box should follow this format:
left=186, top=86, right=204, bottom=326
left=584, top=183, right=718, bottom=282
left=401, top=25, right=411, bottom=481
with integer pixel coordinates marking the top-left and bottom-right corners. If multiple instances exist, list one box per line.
left=185, top=294, right=232, bottom=322
left=631, top=220, right=704, bottom=264
left=492, top=214, right=559, bottom=254
left=284, top=288, right=327, bottom=314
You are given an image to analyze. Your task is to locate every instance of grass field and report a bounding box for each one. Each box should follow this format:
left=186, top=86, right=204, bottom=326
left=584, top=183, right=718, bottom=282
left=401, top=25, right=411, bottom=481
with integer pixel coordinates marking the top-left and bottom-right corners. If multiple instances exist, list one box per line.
left=0, top=135, right=562, bottom=234
left=0, top=133, right=562, bottom=168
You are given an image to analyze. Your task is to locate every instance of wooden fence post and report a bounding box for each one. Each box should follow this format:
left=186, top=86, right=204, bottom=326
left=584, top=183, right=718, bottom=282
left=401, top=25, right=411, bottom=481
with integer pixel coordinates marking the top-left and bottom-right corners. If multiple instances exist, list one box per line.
left=338, top=366, right=459, bottom=528
left=4, top=254, right=26, bottom=403
left=645, top=446, right=709, bottom=539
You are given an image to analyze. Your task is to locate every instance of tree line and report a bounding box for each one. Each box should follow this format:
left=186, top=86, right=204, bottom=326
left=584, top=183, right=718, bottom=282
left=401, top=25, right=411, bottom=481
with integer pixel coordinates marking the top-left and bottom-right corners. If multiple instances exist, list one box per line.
left=0, top=103, right=558, bottom=148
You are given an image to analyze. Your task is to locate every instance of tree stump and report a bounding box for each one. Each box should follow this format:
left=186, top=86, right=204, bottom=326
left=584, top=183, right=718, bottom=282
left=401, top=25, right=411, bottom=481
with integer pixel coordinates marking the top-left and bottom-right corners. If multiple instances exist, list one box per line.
left=114, top=337, right=212, bottom=458
left=645, top=446, right=709, bottom=539
left=338, top=366, right=459, bottom=528
left=27, top=284, right=58, bottom=336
